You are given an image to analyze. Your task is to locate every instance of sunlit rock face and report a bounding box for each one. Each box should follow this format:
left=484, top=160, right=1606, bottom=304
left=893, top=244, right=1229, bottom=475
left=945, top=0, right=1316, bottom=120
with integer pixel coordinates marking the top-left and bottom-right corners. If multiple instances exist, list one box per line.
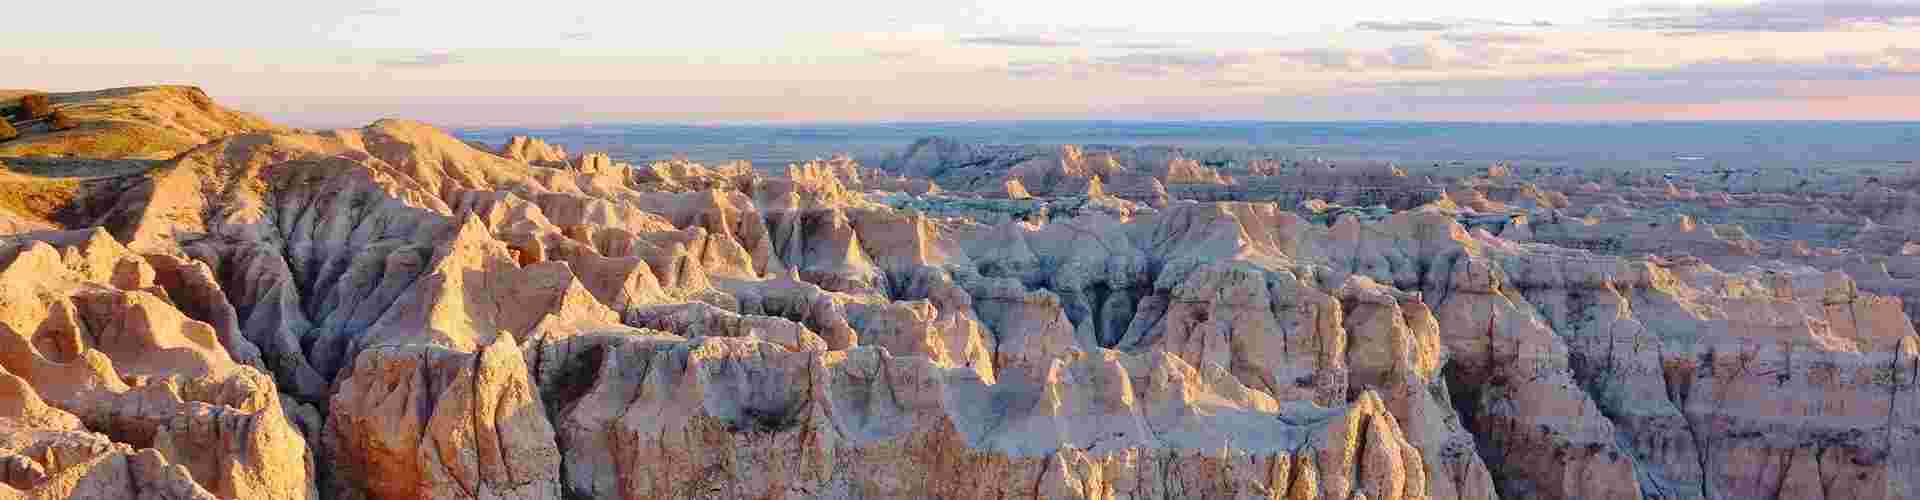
left=1, top=87, right=1916, bottom=500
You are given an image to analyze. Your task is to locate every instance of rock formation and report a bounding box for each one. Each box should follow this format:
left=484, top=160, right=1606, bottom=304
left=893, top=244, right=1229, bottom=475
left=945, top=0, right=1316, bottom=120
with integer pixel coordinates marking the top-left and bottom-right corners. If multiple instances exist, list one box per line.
left=0, top=85, right=1915, bottom=500
left=498, top=136, right=571, bottom=167
left=0, top=229, right=313, bottom=500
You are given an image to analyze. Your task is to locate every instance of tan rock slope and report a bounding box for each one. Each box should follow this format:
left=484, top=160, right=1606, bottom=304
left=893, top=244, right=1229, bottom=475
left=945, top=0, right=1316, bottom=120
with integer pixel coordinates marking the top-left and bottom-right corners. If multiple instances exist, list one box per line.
left=0, top=86, right=1914, bottom=500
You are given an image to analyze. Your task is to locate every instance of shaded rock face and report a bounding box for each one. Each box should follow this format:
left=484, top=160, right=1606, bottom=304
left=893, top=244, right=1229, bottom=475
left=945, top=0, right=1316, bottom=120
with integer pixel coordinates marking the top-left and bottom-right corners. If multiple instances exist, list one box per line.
left=1, top=89, right=1917, bottom=500
left=548, top=336, right=1427, bottom=500
left=0, top=230, right=313, bottom=500
left=322, top=335, right=558, bottom=500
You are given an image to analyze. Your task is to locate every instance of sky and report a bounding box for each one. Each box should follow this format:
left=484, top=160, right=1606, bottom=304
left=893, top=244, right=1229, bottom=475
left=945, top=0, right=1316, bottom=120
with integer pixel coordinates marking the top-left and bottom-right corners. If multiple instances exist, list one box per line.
left=6, top=0, right=1920, bottom=125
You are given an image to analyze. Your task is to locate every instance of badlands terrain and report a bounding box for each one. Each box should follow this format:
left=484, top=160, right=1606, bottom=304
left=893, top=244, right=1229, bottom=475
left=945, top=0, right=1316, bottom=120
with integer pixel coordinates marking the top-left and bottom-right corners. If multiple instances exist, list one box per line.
left=0, top=86, right=1915, bottom=500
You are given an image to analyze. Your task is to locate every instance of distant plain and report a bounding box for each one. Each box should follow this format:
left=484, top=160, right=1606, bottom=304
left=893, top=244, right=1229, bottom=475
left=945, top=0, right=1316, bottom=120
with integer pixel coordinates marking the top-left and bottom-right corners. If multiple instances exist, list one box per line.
left=455, top=121, right=1920, bottom=173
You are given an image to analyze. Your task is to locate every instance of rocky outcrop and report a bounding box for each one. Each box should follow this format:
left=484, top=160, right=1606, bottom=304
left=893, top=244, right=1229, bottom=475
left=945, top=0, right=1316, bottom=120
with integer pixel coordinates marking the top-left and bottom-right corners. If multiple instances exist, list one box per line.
left=0, top=230, right=313, bottom=500
left=498, top=136, right=571, bottom=167
left=4, top=88, right=1918, bottom=500
left=549, top=335, right=1429, bottom=500
left=322, top=335, right=560, bottom=500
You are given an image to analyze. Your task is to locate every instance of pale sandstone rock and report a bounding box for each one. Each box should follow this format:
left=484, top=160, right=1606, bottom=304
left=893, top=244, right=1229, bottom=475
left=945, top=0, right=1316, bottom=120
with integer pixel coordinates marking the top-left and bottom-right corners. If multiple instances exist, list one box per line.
left=323, top=334, right=560, bottom=500
left=1003, top=178, right=1033, bottom=200
left=548, top=335, right=1406, bottom=499
left=497, top=136, right=570, bottom=167
left=0, top=235, right=313, bottom=500
left=3, top=92, right=1914, bottom=500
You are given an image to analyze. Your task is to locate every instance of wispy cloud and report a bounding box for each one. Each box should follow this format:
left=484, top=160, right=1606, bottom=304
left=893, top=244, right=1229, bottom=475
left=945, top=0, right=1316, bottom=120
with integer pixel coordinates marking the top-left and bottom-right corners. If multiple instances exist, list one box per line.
left=1197, top=79, right=1267, bottom=90
left=865, top=50, right=923, bottom=61
left=958, top=35, right=1080, bottom=48
left=1103, top=41, right=1186, bottom=50
left=560, top=32, right=593, bottom=41
left=1490, top=19, right=1556, bottom=28
left=1003, top=45, right=1504, bottom=80
left=1369, top=48, right=1920, bottom=104
left=1355, top=20, right=1459, bottom=32
left=1005, top=51, right=1254, bottom=79
left=1576, top=48, right=1635, bottom=57
left=376, top=52, right=464, bottom=69
left=962, top=32, right=1188, bottom=51
left=999, top=39, right=1666, bottom=83
left=1609, top=0, right=1920, bottom=32
left=1268, top=44, right=1565, bottom=72
left=1098, top=52, right=1252, bottom=75
left=1355, top=19, right=1555, bottom=32
left=1266, top=48, right=1374, bottom=71
left=1440, top=33, right=1547, bottom=45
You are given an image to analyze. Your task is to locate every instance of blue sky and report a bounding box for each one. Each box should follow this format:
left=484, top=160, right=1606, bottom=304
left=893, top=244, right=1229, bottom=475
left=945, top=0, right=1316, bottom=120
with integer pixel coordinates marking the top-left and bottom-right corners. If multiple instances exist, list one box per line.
left=7, top=0, right=1920, bottom=124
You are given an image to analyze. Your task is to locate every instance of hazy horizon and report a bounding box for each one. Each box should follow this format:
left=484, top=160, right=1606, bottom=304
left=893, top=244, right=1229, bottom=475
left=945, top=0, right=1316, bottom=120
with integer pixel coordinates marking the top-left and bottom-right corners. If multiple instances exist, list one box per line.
left=333, top=116, right=1920, bottom=129
left=450, top=119, right=1920, bottom=169
left=12, top=0, right=1920, bottom=124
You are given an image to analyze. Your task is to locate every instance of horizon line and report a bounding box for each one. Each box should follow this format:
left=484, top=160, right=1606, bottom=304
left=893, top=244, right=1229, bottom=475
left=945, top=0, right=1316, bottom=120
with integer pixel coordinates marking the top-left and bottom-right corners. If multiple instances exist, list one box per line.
left=313, top=118, right=1920, bottom=131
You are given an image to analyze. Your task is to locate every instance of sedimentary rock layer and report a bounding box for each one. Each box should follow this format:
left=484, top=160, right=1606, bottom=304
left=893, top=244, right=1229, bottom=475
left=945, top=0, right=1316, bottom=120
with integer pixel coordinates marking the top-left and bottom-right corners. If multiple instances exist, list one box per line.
left=0, top=86, right=1914, bottom=500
